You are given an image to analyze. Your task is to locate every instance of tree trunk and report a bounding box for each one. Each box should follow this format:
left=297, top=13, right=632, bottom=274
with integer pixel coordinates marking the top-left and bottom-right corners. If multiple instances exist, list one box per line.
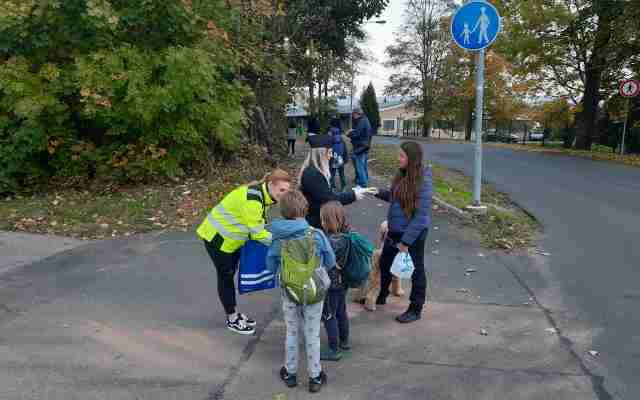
left=574, top=65, right=602, bottom=150
left=254, top=106, right=272, bottom=154
left=308, top=80, right=315, bottom=116
left=422, top=109, right=432, bottom=138
left=574, top=8, right=612, bottom=150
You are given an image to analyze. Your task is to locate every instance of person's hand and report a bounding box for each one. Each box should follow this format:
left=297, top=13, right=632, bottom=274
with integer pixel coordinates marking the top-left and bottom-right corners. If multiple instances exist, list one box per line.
left=397, top=243, right=409, bottom=253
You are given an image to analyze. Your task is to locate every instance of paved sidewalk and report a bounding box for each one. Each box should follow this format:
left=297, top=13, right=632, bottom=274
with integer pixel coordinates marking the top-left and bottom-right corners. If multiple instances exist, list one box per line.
left=0, top=231, right=84, bottom=275
left=0, top=158, right=604, bottom=399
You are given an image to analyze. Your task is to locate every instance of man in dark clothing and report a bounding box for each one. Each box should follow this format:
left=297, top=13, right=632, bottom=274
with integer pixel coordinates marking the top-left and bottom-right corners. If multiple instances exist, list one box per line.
left=348, top=107, right=372, bottom=188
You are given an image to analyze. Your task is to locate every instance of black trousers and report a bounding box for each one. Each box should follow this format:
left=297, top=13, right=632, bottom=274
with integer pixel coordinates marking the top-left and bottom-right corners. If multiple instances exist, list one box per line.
left=287, top=139, right=296, bottom=155
left=322, top=288, right=349, bottom=350
left=204, top=236, right=241, bottom=315
left=378, top=229, right=428, bottom=312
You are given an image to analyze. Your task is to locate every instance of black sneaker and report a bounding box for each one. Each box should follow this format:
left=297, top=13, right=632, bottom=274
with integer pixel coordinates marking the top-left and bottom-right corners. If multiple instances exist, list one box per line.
left=237, top=313, right=256, bottom=327
left=339, top=341, right=351, bottom=351
left=280, top=366, right=297, bottom=388
left=375, top=295, right=387, bottom=305
left=396, top=310, right=421, bottom=324
left=309, top=370, right=327, bottom=393
left=226, top=316, right=255, bottom=335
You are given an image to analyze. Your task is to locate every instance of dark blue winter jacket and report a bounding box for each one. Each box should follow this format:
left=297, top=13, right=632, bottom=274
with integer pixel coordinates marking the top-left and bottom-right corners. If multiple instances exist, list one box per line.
left=376, top=167, right=433, bottom=246
left=349, top=115, right=372, bottom=155
left=330, top=127, right=348, bottom=167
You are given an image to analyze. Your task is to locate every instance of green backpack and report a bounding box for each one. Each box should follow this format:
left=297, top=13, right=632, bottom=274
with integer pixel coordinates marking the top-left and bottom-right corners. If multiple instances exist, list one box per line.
left=280, top=229, right=330, bottom=305
left=343, top=232, right=374, bottom=288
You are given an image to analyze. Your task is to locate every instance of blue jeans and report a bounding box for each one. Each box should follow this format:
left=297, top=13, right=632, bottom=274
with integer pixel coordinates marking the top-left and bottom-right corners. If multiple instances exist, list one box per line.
left=282, top=293, right=323, bottom=377
left=352, top=152, right=369, bottom=187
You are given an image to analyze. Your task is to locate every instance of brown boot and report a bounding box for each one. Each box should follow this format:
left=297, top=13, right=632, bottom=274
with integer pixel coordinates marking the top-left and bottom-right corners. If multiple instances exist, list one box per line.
left=391, top=277, right=405, bottom=297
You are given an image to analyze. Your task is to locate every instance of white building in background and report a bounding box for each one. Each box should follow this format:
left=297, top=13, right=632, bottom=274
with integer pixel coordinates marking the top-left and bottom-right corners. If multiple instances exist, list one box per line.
left=379, top=98, right=421, bottom=136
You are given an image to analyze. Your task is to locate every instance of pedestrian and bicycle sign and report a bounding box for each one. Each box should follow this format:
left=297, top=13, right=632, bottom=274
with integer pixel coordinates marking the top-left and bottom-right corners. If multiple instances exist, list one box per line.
left=451, top=1, right=502, bottom=51
left=620, top=79, right=640, bottom=98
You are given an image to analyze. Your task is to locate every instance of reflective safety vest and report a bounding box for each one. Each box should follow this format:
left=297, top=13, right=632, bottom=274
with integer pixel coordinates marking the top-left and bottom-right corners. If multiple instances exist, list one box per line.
left=197, top=182, right=274, bottom=253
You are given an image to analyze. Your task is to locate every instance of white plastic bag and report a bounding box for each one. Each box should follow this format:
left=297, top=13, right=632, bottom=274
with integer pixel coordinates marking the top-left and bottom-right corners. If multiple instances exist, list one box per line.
left=390, top=252, right=414, bottom=279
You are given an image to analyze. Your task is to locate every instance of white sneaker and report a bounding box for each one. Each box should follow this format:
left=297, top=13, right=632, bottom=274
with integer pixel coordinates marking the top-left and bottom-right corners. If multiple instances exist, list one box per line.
left=238, top=313, right=256, bottom=327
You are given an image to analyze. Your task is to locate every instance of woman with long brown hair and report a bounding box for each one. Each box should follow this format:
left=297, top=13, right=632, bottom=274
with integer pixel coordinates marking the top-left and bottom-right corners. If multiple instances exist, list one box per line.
left=373, top=141, right=432, bottom=323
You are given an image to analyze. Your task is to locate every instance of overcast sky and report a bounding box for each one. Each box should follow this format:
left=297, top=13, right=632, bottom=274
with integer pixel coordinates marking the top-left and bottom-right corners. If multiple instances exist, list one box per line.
left=358, top=0, right=407, bottom=98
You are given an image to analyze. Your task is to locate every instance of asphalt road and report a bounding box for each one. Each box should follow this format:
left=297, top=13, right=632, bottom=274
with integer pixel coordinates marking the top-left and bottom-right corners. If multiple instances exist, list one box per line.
left=376, top=137, right=640, bottom=400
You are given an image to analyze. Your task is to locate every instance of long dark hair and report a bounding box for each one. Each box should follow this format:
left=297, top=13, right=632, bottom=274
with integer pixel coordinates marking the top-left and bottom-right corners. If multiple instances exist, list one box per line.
left=392, top=141, right=424, bottom=217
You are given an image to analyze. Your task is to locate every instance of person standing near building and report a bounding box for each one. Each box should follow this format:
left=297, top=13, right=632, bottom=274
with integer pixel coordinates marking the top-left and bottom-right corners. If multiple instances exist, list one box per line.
left=348, top=107, right=372, bottom=188
left=329, top=118, right=348, bottom=191
left=287, top=120, right=297, bottom=157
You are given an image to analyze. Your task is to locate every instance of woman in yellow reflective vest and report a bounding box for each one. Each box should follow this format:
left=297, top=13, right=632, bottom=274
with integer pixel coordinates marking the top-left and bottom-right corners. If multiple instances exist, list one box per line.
left=197, top=169, right=291, bottom=335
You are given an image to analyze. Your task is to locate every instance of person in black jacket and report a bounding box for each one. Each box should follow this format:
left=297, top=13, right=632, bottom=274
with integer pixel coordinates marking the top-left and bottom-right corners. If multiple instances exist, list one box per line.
left=347, top=107, right=372, bottom=188
left=299, top=135, right=369, bottom=229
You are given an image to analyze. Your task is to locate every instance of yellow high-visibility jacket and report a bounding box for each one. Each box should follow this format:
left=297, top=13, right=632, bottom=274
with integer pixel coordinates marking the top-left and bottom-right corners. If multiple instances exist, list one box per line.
left=197, top=182, right=273, bottom=253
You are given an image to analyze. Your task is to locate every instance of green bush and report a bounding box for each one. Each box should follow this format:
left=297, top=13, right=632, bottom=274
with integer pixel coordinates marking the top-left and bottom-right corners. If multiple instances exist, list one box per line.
left=0, top=0, right=250, bottom=192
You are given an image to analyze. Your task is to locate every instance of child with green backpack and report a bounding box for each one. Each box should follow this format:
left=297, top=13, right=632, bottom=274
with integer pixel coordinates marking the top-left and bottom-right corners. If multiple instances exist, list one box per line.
left=266, top=190, right=336, bottom=393
left=319, top=201, right=374, bottom=362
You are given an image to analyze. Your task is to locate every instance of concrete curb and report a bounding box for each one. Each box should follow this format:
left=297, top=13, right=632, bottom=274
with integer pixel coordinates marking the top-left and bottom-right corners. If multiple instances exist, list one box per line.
left=433, top=195, right=471, bottom=220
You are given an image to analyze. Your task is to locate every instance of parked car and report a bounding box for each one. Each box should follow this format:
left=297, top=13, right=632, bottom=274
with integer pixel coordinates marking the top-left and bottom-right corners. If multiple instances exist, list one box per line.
left=529, top=130, right=544, bottom=141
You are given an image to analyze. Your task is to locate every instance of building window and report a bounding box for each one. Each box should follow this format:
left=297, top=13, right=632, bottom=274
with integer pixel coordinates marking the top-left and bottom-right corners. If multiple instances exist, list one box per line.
left=382, top=119, right=396, bottom=131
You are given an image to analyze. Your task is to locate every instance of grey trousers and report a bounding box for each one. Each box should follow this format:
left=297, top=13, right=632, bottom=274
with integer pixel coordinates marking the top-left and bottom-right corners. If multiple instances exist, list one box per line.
left=281, top=293, right=324, bottom=378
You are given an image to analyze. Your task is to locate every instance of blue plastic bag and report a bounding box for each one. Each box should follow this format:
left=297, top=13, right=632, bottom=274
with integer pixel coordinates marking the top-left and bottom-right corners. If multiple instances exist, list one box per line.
left=238, top=240, right=276, bottom=294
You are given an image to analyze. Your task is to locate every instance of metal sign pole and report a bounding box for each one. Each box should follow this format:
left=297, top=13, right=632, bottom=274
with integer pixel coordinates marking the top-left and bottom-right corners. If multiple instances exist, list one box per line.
left=473, top=48, right=485, bottom=206
left=621, top=98, right=630, bottom=156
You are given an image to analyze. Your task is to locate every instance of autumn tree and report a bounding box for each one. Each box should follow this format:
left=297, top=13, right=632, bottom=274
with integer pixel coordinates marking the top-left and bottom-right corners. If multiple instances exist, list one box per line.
left=384, top=0, right=455, bottom=137
left=283, top=0, right=389, bottom=119
left=495, top=0, right=640, bottom=150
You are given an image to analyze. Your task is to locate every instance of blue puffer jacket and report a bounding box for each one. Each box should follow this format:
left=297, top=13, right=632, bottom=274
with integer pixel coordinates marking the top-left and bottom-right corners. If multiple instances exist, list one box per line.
left=376, top=167, right=433, bottom=246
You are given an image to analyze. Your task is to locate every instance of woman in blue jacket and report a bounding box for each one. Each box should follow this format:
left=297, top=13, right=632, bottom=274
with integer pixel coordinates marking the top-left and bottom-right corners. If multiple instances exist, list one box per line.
left=373, top=141, right=432, bottom=323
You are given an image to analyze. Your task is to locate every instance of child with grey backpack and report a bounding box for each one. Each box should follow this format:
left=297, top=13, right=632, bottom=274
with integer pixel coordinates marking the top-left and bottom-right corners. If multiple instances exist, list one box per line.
left=266, top=190, right=336, bottom=393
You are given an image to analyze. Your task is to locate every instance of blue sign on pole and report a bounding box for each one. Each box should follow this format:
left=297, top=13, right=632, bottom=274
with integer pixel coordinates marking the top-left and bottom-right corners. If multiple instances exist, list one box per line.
left=451, top=1, right=501, bottom=51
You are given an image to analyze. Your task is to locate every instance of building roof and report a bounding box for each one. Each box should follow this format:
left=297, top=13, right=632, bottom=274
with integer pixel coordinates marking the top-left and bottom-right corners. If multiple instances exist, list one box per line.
left=379, top=96, right=415, bottom=110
